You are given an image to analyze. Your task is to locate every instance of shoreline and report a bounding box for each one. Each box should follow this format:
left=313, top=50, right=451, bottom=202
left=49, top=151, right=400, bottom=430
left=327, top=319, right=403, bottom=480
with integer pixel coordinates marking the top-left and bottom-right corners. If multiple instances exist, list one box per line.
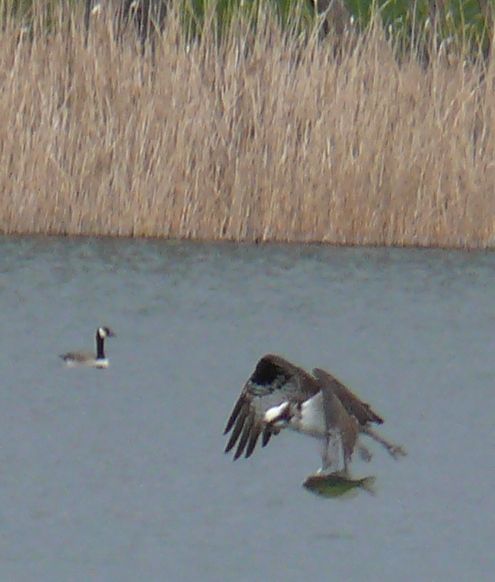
left=1, top=231, right=493, bottom=251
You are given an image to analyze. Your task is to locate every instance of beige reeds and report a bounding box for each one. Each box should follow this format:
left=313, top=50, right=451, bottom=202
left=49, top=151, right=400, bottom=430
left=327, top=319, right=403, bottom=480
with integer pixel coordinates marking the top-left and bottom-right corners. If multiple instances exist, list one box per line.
left=0, top=5, right=493, bottom=248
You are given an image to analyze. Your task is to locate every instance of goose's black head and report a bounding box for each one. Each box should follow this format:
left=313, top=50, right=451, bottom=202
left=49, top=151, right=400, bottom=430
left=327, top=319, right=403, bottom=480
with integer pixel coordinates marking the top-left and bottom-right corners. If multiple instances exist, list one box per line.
left=97, top=326, right=115, bottom=339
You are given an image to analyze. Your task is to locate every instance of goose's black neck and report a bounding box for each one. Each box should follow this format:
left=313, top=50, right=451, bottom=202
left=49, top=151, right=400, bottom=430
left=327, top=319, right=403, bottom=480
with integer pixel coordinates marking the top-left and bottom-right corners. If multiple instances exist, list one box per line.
left=96, top=333, right=105, bottom=360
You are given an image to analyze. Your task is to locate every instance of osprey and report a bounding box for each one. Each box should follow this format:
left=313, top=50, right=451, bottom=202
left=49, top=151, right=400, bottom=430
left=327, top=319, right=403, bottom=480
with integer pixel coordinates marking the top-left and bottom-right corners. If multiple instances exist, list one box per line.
left=224, top=355, right=405, bottom=472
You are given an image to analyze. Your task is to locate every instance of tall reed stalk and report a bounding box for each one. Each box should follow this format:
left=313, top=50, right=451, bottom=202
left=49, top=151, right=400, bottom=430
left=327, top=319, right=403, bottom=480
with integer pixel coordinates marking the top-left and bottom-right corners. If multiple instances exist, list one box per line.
left=0, top=2, right=493, bottom=247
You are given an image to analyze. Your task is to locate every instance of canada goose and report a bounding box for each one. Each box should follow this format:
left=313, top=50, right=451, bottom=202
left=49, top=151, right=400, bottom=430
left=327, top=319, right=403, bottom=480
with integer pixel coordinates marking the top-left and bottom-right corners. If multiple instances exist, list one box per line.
left=224, top=355, right=406, bottom=471
left=60, top=326, right=115, bottom=369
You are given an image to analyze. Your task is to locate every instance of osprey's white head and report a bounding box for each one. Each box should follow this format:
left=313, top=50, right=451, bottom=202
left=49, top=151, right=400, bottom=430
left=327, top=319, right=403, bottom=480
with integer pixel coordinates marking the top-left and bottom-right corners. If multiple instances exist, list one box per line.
left=264, top=402, right=292, bottom=427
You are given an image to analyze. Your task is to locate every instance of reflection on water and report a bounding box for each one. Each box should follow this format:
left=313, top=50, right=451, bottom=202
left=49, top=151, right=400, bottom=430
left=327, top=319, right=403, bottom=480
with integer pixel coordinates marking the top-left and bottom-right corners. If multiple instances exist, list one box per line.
left=0, top=237, right=494, bottom=581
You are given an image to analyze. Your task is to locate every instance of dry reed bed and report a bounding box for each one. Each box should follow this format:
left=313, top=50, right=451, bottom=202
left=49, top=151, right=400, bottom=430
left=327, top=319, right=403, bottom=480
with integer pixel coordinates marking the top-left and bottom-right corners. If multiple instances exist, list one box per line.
left=0, top=9, right=494, bottom=248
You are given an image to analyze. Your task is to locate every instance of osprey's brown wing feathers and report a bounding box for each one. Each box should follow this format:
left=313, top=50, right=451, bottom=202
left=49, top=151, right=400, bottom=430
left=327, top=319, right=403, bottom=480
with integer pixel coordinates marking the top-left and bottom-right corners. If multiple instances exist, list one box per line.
left=224, top=354, right=319, bottom=459
left=313, top=368, right=384, bottom=426
left=319, top=379, right=359, bottom=465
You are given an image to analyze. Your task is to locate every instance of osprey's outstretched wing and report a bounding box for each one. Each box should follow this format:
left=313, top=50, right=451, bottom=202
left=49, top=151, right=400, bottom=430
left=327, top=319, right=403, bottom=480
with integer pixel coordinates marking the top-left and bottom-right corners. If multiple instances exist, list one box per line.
left=224, top=354, right=319, bottom=460
left=313, top=368, right=384, bottom=426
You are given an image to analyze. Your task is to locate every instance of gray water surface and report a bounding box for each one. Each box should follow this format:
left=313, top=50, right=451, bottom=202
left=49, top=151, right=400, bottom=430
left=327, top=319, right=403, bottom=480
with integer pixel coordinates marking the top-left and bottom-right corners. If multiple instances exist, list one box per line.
left=0, top=238, right=494, bottom=581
